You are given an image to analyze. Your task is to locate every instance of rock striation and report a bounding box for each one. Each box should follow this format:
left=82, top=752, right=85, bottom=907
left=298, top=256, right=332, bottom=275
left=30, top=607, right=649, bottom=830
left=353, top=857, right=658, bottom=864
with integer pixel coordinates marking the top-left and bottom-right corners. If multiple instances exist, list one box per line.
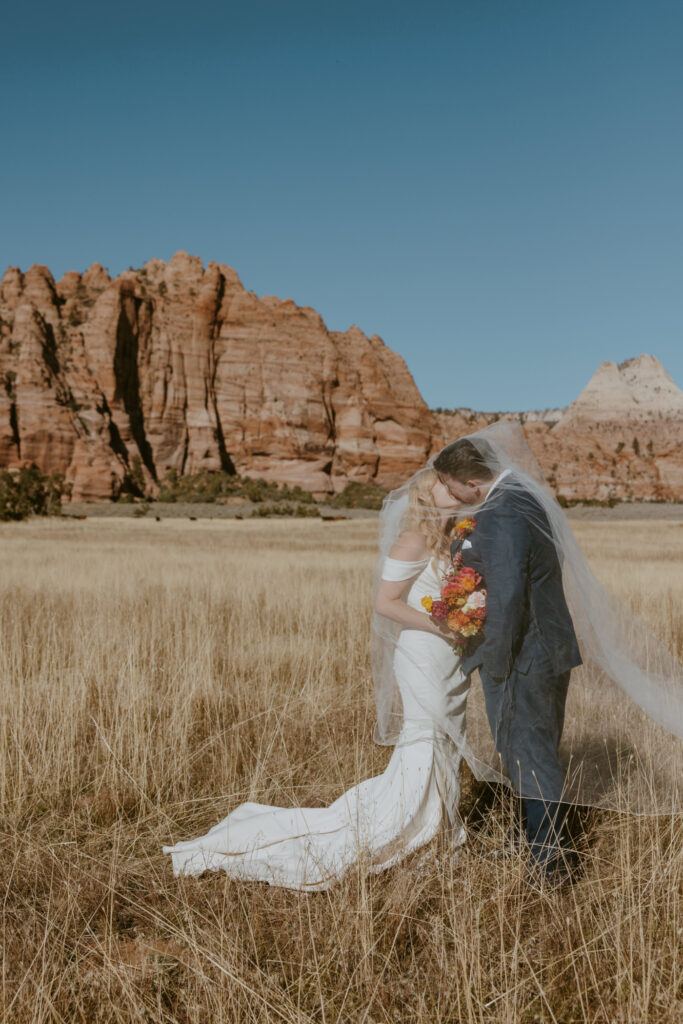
left=535, top=355, right=683, bottom=501
left=0, top=253, right=435, bottom=499
left=0, top=253, right=681, bottom=503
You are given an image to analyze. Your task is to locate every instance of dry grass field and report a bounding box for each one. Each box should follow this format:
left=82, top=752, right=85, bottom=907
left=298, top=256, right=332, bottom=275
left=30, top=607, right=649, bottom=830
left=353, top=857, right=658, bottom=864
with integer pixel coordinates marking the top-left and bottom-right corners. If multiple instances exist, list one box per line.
left=1, top=516, right=682, bottom=1023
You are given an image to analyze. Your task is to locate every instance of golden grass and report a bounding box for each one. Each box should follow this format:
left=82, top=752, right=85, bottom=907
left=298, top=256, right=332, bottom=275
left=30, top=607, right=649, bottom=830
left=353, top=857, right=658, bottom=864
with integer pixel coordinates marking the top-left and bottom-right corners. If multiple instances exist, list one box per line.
left=1, top=516, right=682, bottom=1023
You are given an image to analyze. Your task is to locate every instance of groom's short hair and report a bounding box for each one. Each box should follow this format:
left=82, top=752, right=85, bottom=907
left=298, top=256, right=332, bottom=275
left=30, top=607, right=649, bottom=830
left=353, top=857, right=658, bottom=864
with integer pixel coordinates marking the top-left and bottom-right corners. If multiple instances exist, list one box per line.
left=434, top=439, right=495, bottom=483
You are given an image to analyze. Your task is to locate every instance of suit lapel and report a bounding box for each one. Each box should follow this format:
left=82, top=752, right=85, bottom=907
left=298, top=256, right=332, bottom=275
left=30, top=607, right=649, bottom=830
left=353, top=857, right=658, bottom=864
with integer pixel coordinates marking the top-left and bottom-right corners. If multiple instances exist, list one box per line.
left=451, top=515, right=484, bottom=564
left=450, top=532, right=466, bottom=561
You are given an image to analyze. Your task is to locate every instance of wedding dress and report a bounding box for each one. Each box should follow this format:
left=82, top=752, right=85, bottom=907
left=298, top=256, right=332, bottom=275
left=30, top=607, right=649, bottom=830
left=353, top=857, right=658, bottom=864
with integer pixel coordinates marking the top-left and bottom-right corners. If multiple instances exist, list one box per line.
left=163, top=554, right=470, bottom=891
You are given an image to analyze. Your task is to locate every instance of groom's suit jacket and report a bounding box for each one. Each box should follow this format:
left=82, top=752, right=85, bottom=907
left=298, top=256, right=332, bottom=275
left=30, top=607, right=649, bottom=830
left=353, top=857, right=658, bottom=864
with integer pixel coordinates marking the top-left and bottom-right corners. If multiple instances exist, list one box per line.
left=451, top=484, right=582, bottom=682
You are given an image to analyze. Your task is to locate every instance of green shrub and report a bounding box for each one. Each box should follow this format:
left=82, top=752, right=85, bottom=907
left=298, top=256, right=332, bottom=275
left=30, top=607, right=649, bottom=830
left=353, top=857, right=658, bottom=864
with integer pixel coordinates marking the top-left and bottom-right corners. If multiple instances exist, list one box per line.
left=295, top=504, right=318, bottom=517
left=156, top=468, right=241, bottom=503
left=156, top=485, right=177, bottom=503
left=243, top=478, right=269, bottom=503
left=278, top=484, right=315, bottom=504
left=117, top=454, right=148, bottom=499
left=0, top=467, right=71, bottom=521
left=129, top=454, right=146, bottom=493
left=328, top=481, right=388, bottom=510
left=556, top=494, right=622, bottom=509
left=154, top=470, right=316, bottom=506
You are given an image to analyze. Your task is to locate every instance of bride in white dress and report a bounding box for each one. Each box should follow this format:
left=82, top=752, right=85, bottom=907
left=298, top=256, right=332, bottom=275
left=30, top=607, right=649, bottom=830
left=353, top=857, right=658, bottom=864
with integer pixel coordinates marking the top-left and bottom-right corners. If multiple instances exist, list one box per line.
left=163, top=469, right=468, bottom=890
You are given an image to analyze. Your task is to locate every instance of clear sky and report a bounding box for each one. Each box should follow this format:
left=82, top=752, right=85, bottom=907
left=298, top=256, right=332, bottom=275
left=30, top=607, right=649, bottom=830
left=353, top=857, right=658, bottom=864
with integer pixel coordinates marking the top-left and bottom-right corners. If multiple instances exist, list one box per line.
left=2, top=0, right=681, bottom=410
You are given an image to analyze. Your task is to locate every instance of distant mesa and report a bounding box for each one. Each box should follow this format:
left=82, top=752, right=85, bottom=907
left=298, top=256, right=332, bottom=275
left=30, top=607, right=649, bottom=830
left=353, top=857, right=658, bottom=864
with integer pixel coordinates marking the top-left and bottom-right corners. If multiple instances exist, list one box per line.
left=556, top=354, right=683, bottom=425
left=0, top=253, right=680, bottom=503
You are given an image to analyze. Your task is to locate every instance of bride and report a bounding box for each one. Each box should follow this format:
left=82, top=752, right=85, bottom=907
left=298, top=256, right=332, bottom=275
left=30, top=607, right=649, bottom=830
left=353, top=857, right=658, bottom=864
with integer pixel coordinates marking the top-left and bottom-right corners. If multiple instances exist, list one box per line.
left=163, top=468, right=469, bottom=891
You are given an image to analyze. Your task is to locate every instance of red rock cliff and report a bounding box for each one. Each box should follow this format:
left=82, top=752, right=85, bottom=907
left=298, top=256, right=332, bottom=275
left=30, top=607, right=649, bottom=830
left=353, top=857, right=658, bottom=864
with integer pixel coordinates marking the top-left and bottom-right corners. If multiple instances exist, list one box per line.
left=0, top=252, right=437, bottom=499
left=1, top=253, right=681, bottom=502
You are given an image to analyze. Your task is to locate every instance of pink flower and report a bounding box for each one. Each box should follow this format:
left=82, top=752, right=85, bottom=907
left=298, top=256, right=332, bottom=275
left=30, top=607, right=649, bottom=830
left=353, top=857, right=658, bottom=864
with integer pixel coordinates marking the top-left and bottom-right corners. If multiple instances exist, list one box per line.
left=463, top=590, right=486, bottom=612
left=431, top=600, right=449, bottom=620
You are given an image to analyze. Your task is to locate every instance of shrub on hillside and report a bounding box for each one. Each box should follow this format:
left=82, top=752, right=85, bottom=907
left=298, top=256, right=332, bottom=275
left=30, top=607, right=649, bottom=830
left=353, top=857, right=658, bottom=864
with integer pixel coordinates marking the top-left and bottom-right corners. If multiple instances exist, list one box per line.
left=0, top=467, right=71, bottom=521
left=556, top=494, right=621, bottom=509
left=328, top=481, right=388, bottom=510
left=156, top=469, right=316, bottom=506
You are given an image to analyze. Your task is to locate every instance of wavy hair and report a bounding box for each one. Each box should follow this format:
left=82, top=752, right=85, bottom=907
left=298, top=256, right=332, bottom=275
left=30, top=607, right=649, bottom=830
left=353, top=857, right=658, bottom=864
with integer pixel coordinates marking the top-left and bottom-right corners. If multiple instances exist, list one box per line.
left=404, top=468, right=455, bottom=565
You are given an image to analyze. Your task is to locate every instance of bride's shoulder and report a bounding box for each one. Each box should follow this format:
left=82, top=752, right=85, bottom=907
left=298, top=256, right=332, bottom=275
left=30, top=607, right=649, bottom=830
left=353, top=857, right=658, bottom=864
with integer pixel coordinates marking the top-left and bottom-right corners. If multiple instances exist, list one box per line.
left=387, top=529, right=429, bottom=562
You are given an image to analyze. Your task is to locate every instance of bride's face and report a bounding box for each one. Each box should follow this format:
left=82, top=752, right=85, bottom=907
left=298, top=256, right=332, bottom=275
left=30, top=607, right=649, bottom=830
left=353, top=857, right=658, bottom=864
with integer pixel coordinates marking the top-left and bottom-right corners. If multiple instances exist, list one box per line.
left=430, top=479, right=461, bottom=510
left=436, top=472, right=488, bottom=506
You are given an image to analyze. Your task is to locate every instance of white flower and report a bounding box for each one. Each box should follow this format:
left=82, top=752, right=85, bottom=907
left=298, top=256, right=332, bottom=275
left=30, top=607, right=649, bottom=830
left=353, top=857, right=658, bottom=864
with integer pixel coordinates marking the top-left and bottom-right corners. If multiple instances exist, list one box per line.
left=463, top=590, right=486, bottom=612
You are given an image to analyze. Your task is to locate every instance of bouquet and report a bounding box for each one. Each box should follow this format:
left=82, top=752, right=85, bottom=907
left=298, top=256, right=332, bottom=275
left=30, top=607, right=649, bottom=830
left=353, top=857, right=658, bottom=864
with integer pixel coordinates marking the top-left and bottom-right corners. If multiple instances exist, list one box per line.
left=421, top=518, right=487, bottom=654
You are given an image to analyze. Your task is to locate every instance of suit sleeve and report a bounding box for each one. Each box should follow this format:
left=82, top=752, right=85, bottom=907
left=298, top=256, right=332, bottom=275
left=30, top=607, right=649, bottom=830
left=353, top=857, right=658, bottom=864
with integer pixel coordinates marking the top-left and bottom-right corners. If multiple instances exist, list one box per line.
left=476, top=509, right=531, bottom=681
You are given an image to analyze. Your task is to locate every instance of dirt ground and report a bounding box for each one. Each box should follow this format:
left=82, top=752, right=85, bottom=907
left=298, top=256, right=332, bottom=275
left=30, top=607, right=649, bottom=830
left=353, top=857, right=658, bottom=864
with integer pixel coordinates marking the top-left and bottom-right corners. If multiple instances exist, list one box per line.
left=61, top=500, right=683, bottom=521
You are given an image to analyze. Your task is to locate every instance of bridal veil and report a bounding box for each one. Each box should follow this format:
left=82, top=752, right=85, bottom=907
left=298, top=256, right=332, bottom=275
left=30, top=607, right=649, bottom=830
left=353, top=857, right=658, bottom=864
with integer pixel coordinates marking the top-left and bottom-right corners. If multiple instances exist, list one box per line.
left=371, top=421, right=683, bottom=813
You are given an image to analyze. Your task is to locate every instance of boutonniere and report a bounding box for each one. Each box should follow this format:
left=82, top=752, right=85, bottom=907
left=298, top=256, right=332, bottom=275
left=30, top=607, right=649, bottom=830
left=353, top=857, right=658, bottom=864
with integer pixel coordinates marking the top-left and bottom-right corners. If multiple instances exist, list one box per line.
left=452, top=517, right=476, bottom=543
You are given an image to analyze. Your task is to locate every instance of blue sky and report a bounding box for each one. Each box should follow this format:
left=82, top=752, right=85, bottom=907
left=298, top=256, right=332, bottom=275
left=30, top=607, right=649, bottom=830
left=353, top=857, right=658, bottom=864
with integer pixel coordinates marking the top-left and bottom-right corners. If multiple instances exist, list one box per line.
left=2, top=0, right=681, bottom=410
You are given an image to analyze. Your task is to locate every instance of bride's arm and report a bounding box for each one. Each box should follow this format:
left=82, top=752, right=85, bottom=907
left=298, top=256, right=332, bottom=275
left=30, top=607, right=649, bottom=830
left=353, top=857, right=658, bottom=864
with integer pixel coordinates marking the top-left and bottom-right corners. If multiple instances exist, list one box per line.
left=374, top=530, right=448, bottom=638
left=375, top=580, right=445, bottom=636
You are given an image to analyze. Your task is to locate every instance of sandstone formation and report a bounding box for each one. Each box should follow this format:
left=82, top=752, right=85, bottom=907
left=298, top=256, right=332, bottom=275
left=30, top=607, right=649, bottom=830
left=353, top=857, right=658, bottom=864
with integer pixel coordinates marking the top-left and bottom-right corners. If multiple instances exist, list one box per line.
left=0, top=253, right=435, bottom=499
left=535, top=355, right=683, bottom=501
left=434, top=356, right=683, bottom=502
left=0, top=253, right=680, bottom=503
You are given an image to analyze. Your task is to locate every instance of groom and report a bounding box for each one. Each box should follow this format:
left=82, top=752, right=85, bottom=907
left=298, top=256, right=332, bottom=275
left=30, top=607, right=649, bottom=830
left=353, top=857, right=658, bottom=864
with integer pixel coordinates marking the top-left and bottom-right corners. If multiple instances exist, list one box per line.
left=433, top=438, right=582, bottom=881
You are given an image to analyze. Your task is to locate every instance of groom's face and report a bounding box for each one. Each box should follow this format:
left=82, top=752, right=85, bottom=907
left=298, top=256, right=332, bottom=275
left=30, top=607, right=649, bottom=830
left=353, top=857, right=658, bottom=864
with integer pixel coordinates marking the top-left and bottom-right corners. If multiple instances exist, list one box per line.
left=430, top=478, right=462, bottom=510
left=437, top=473, right=488, bottom=507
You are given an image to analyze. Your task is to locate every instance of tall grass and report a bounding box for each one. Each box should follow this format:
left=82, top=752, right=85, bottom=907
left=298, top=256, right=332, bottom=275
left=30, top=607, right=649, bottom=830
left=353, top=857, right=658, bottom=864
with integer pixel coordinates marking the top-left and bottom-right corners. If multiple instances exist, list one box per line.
left=1, top=517, right=681, bottom=1022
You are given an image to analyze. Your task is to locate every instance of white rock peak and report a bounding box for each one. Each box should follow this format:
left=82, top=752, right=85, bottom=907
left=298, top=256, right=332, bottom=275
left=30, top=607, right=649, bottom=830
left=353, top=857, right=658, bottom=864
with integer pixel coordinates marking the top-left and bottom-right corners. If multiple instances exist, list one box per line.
left=557, top=354, right=683, bottom=425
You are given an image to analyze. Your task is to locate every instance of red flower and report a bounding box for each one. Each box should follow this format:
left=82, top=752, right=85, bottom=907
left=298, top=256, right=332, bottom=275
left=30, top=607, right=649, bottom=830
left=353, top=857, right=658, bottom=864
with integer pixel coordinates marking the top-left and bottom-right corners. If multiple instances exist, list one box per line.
left=453, top=566, right=481, bottom=593
left=431, top=600, right=449, bottom=620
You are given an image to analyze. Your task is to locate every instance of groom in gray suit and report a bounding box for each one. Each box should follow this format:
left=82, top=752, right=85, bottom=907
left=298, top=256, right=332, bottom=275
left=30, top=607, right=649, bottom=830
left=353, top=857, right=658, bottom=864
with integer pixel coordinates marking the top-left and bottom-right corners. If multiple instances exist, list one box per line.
left=434, top=439, right=582, bottom=880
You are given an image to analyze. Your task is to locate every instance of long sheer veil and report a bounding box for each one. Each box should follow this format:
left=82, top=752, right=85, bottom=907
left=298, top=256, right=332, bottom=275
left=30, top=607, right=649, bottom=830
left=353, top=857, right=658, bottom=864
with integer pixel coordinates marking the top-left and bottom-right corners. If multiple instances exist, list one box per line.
left=370, top=421, right=683, bottom=813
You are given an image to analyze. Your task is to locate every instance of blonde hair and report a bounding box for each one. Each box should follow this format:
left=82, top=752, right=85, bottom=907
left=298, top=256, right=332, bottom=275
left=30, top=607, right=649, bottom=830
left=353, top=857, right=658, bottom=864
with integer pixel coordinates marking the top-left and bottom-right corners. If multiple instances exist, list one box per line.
left=405, top=469, right=455, bottom=564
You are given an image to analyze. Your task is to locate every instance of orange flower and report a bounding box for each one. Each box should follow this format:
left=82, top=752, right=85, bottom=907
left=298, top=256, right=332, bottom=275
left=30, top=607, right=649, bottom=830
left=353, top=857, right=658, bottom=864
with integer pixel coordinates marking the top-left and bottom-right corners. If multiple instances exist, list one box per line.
left=453, top=566, right=480, bottom=592
left=447, top=610, right=469, bottom=632
left=454, top=517, right=475, bottom=534
left=460, top=621, right=480, bottom=637
left=453, top=517, right=477, bottom=540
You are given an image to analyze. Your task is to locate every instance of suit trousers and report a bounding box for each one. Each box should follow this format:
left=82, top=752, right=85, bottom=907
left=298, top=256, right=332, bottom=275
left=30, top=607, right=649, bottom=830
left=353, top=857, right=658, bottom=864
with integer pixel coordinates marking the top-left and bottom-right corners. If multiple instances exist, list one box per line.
left=479, top=665, right=572, bottom=865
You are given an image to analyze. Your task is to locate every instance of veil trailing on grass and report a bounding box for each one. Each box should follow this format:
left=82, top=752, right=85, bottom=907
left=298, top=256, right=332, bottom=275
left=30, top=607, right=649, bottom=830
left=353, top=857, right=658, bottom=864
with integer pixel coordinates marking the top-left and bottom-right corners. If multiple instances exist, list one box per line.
left=371, top=421, right=683, bottom=813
